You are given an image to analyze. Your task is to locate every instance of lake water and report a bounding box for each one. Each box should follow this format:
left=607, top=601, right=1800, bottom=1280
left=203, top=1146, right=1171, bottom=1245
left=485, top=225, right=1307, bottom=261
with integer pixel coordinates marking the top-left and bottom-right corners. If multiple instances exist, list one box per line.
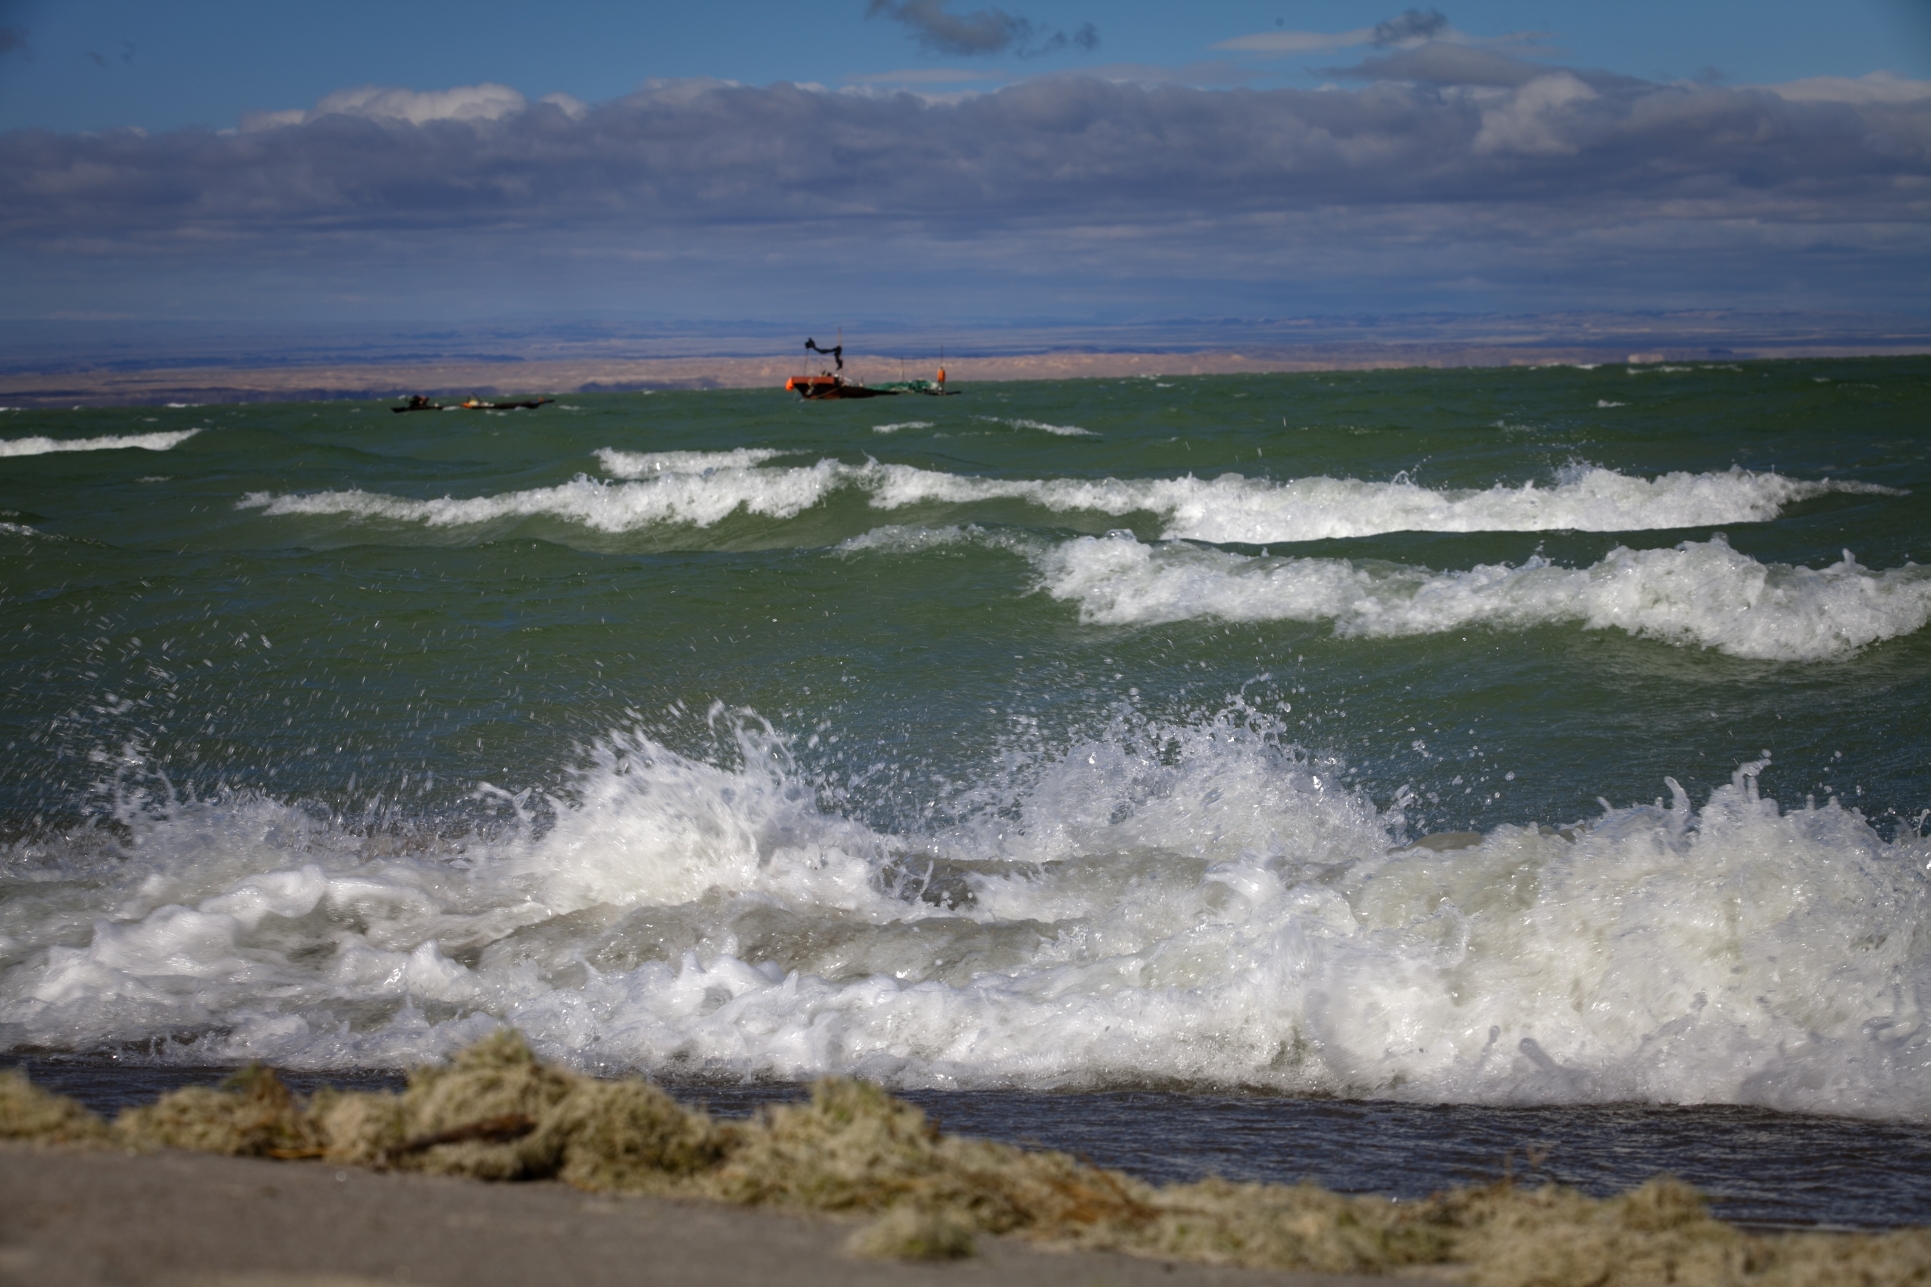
left=3, top=358, right=1927, bottom=1223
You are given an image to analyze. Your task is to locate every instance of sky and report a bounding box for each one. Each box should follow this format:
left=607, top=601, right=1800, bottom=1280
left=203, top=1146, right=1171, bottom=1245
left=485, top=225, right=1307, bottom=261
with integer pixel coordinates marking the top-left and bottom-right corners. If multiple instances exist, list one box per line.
left=1, top=0, right=1928, bottom=326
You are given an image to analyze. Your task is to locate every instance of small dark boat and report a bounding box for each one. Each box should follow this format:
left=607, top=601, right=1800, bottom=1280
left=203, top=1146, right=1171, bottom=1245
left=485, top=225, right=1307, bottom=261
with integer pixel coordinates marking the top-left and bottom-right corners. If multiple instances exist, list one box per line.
left=459, top=397, right=554, bottom=411
left=391, top=395, right=554, bottom=413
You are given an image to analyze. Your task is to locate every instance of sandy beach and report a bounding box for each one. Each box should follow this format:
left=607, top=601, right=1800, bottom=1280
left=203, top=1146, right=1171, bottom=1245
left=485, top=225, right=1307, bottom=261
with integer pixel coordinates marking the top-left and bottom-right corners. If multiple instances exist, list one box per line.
left=0, top=1145, right=1411, bottom=1287
left=4, top=335, right=1929, bottom=408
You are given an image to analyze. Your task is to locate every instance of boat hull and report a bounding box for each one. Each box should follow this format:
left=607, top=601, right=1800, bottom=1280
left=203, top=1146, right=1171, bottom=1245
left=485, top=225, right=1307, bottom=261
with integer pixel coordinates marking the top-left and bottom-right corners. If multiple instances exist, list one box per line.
left=786, top=376, right=896, bottom=400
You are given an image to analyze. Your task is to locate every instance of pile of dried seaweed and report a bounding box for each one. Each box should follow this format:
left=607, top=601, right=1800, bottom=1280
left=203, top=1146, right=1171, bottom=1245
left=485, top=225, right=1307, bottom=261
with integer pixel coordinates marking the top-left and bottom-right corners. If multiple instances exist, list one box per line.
left=5, top=1032, right=1928, bottom=1285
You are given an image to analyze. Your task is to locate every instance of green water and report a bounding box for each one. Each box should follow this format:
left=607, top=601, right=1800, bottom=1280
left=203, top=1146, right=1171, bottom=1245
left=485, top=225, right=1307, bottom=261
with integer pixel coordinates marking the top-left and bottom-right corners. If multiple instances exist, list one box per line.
left=0, top=357, right=1927, bottom=1111
left=3, top=358, right=1925, bottom=836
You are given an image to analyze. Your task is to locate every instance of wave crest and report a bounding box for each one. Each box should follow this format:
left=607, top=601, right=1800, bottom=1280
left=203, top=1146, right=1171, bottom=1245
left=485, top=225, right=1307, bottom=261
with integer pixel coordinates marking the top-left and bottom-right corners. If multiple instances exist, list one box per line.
left=1, top=715, right=1925, bottom=1118
left=0, top=429, right=200, bottom=458
left=236, top=456, right=1886, bottom=542
left=1034, top=534, right=1931, bottom=662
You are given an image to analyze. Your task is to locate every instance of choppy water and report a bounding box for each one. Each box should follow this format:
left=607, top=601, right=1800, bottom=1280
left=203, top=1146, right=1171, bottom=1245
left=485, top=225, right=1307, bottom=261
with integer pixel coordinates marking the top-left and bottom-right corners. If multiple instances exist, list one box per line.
left=3, top=359, right=1929, bottom=1200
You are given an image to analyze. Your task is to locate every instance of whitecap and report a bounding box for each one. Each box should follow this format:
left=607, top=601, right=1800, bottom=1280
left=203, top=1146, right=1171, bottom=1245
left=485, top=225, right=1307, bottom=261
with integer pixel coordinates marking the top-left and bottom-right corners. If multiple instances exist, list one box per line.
left=865, top=462, right=1889, bottom=544
left=239, top=458, right=1896, bottom=544
left=0, top=428, right=201, bottom=458
left=2, top=720, right=1925, bottom=1120
left=594, top=447, right=785, bottom=477
left=1032, top=534, right=1931, bottom=662
left=243, top=456, right=853, bottom=532
left=992, top=417, right=1097, bottom=437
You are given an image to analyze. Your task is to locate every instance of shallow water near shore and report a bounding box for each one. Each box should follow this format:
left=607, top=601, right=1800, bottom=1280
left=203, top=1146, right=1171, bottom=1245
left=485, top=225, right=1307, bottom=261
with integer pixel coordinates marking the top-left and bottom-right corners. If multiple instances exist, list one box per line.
left=3, top=358, right=1928, bottom=1224
left=8, top=1054, right=1931, bottom=1231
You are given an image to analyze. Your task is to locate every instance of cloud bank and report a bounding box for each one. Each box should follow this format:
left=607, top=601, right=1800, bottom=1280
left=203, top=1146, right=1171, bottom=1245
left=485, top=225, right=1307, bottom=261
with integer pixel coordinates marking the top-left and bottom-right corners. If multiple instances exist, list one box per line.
left=2, top=60, right=1926, bottom=318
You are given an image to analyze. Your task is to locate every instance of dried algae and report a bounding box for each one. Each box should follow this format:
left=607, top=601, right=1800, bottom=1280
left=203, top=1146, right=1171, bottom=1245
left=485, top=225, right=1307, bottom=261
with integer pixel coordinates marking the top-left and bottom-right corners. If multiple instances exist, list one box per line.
left=3, top=1032, right=1929, bottom=1286
left=0, top=1068, right=108, bottom=1145
left=118, top=1063, right=323, bottom=1158
left=846, top=1205, right=979, bottom=1261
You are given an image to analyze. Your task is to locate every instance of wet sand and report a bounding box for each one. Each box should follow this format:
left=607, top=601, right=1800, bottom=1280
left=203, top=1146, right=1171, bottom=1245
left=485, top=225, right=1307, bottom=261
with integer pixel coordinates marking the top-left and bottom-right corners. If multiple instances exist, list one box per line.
left=0, top=1145, right=1422, bottom=1287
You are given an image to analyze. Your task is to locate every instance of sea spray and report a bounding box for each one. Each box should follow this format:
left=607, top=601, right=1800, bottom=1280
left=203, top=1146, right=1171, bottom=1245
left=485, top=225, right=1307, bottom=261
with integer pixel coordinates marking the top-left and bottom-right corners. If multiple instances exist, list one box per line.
left=2, top=711, right=1924, bottom=1119
left=5, top=364, right=1931, bottom=1272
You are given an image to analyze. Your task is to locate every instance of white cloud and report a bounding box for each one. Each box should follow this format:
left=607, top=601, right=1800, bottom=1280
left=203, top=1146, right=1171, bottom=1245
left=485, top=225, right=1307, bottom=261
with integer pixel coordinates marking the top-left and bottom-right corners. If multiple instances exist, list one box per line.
left=7, top=71, right=1926, bottom=319
left=1472, top=73, right=1599, bottom=155
left=1764, top=71, right=1931, bottom=105
left=538, top=93, right=589, bottom=119
left=237, top=109, right=307, bottom=133
left=240, top=82, right=530, bottom=132
left=314, top=83, right=528, bottom=124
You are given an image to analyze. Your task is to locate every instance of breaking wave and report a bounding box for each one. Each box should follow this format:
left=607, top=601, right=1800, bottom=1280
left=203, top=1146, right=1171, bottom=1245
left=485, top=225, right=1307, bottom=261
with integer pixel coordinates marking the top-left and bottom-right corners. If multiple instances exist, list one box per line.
left=1031, top=534, right=1931, bottom=662
left=0, top=711, right=1926, bottom=1121
left=236, top=452, right=1887, bottom=543
left=983, top=417, right=1098, bottom=437
left=0, top=429, right=201, bottom=458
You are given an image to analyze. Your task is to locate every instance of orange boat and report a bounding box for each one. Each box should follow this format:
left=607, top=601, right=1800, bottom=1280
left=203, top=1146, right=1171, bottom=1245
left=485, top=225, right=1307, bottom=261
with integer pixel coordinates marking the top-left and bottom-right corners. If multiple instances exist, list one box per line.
left=785, top=373, right=895, bottom=400
left=784, top=336, right=951, bottom=399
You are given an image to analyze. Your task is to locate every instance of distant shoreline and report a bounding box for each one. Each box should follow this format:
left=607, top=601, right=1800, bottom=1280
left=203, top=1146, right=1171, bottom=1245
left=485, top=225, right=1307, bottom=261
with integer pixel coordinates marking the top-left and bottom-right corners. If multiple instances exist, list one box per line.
left=3, top=341, right=1927, bottom=408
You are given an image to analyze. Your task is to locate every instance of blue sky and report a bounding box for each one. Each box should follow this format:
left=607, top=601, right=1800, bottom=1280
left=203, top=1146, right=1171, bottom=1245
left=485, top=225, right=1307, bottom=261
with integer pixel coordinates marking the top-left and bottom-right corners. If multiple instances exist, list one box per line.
left=2, top=1, right=1927, bottom=325
left=3, top=1, right=1927, bottom=132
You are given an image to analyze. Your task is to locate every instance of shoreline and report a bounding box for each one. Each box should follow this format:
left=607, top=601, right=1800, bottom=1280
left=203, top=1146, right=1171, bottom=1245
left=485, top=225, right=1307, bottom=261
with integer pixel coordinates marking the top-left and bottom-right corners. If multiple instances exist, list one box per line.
left=6, top=1031, right=1928, bottom=1287
left=0, top=1144, right=1397, bottom=1287
left=2, top=341, right=1927, bottom=408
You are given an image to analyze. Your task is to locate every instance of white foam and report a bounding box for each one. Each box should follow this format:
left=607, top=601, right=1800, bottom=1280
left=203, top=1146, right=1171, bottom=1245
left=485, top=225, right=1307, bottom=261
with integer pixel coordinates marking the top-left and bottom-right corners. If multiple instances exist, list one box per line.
left=2, top=721, right=1925, bottom=1119
left=240, top=457, right=1895, bottom=544
left=0, top=428, right=200, bottom=458
left=871, top=422, right=933, bottom=435
left=1157, top=465, right=1891, bottom=544
left=835, top=523, right=1036, bottom=557
left=866, top=463, right=1885, bottom=543
left=240, top=454, right=850, bottom=532
left=983, top=417, right=1098, bottom=437
left=594, top=447, right=784, bottom=477
left=1033, top=534, right=1931, bottom=662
